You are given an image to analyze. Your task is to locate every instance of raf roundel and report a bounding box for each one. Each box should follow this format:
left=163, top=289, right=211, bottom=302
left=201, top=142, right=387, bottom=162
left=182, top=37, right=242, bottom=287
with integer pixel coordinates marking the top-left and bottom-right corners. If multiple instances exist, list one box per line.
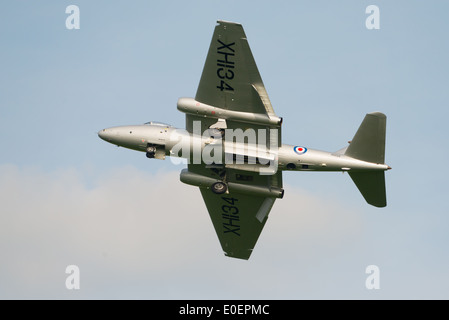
left=293, top=146, right=308, bottom=155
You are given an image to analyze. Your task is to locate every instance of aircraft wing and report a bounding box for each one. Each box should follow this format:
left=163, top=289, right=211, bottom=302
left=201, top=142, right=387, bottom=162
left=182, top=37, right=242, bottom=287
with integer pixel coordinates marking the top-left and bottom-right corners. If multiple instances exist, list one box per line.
left=196, top=20, right=276, bottom=114
left=187, top=165, right=283, bottom=260
left=182, top=20, right=283, bottom=259
left=186, top=20, right=282, bottom=145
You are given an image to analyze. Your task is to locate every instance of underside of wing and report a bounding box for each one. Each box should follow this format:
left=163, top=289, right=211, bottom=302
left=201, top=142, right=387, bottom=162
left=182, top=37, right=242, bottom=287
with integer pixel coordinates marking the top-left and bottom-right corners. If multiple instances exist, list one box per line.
left=183, top=165, right=283, bottom=260
left=200, top=188, right=275, bottom=260
left=184, top=20, right=282, bottom=148
left=195, top=20, right=277, bottom=118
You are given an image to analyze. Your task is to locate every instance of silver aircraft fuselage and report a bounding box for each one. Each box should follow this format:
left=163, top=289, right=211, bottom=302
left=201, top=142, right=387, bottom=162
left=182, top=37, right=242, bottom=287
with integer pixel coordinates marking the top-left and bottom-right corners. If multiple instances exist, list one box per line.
left=98, top=122, right=390, bottom=173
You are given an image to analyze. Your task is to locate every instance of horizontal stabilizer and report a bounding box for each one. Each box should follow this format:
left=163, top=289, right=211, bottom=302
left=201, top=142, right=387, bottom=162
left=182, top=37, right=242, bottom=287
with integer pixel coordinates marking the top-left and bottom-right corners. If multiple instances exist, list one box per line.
left=349, top=171, right=386, bottom=207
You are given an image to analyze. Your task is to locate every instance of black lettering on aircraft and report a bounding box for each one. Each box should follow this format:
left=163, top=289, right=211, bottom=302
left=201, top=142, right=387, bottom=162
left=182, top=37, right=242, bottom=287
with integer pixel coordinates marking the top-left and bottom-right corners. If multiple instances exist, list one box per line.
left=223, top=225, right=240, bottom=236
left=217, top=68, right=234, bottom=80
left=221, top=196, right=240, bottom=236
left=236, top=174, right=253, bottom=182
left=222, top=205, right=239, bottom=215
left=217, top=39, right=235, bottom=52
left=216, top=39, right=235, bottom=92
left=217, top=80, right=234, bottom=92
left=222, top=196, right=238, bottom=205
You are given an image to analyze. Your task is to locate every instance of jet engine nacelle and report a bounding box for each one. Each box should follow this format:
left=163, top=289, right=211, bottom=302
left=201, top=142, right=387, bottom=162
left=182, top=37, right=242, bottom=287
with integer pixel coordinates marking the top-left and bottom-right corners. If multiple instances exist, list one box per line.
left=177, top=97, right=282, bottom=126
left=180, top=169, right=284, bottom=199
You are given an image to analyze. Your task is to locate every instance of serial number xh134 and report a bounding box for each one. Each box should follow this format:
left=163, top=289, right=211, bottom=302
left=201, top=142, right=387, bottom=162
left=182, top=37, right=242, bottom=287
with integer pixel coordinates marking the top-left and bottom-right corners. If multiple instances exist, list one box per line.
left=98, top=20, right=391, bottom=260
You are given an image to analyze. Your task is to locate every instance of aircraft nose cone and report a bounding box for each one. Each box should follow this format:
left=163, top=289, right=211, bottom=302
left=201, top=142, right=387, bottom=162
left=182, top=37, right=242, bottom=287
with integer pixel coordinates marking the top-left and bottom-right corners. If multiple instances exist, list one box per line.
left=98, top=128, right=111, bottom=141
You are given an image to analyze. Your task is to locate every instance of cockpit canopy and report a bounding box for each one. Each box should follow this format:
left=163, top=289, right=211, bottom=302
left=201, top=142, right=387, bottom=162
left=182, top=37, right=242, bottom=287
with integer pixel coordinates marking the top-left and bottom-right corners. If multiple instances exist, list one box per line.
left=144, top=121, right=171, bottom=127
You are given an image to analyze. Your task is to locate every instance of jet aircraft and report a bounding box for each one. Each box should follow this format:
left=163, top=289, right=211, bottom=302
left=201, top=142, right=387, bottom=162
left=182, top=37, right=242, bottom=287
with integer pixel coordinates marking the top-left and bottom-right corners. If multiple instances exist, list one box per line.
left=98, top=20, right=391, bottom=260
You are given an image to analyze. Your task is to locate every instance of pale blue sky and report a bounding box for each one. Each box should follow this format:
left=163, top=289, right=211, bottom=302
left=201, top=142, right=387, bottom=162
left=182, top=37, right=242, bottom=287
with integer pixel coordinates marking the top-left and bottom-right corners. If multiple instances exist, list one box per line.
left=0, top=1, right=448, bottom=299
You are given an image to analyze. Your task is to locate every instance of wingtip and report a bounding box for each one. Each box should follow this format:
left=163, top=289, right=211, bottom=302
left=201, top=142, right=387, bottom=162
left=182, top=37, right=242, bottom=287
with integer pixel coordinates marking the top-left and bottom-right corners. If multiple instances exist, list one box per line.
left=367, top=111, right=387, bottom=118
left=224, top=249, right=252, bottom=260
left=217, top=19, right=242, bottom=27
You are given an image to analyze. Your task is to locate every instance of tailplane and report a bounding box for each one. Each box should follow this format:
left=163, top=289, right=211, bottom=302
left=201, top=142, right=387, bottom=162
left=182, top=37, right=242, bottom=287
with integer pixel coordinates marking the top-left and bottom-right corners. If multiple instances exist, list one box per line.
left=348, top=171, right=386, bottom=207
left=345, top=112, right=388, bottom=207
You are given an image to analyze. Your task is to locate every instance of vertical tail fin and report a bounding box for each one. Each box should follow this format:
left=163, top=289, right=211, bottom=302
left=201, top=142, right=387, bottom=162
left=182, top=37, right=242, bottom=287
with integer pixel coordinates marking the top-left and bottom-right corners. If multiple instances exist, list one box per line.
left=345, top=112, right=386, bottom=164
left=345, top=112, right=388, bottom=207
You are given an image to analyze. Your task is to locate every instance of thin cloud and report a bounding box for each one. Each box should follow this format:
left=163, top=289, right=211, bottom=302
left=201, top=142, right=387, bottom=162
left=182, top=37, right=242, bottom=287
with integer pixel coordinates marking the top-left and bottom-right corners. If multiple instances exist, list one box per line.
left=0, top=164, right=403, bottom=299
